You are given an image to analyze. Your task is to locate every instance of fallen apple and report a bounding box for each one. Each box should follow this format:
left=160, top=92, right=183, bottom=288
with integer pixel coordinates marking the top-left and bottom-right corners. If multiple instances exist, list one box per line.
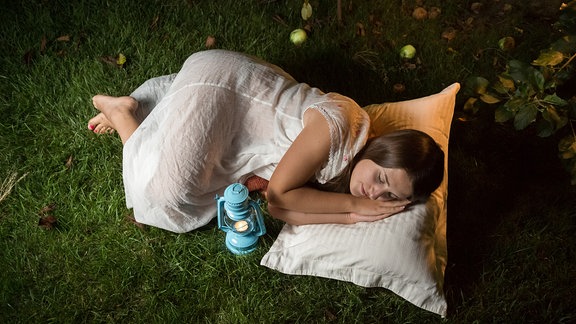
left=498, top=36, right=515, bottom=51
left=399, top=45, right=416, bottom=59
left=290, top=29, right=308, bottom=46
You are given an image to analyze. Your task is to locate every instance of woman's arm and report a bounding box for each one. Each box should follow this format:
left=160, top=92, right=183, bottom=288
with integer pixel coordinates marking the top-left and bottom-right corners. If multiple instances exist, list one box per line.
left=267, top=203, right=398, bottom=225
left=266, top=109, right=407, bottom=225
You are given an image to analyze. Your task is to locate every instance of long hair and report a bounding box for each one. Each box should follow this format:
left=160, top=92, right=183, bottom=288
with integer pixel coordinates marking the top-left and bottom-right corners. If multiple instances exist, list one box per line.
left=316, top=129, right=444, bottom=203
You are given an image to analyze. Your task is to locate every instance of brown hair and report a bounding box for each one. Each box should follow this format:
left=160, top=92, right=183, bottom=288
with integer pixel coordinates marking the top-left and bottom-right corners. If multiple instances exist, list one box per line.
left=316, top=129, right=444, bottom=203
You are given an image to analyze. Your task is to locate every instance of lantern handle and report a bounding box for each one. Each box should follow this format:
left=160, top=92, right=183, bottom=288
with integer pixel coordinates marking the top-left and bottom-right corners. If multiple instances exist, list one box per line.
left=216, top=195, right=230, bottom=232
left=249, top=200, right=266, bottom=237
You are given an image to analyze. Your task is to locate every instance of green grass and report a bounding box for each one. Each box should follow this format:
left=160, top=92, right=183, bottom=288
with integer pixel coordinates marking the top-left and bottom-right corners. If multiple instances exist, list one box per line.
left=1, top=0, right=575, bottom=322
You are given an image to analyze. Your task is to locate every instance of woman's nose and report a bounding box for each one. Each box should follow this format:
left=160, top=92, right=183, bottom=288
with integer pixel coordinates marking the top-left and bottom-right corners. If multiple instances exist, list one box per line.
left=368, top=186, right=384, bottom=200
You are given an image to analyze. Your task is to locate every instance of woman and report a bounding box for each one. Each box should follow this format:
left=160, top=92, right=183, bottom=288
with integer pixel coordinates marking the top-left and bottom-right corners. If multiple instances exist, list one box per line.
left=88, top=50, right=444, bottom=233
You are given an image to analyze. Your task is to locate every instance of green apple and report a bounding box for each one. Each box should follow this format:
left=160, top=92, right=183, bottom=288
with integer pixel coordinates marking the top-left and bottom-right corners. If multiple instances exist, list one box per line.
left=399, top=45, right=416, bottom=59
left=290, top=29, right=308, bottom=46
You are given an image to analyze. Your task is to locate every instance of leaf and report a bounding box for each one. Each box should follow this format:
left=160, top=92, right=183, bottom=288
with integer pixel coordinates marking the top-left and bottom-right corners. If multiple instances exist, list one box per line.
left=126, top=214, right=145, bottom=230
left=497, top=75, right=515, bottom=92
left=507, top=60, right=530, bottom=83
left=532, top=50, right=564, bottom=67
left=205, top=35, right=216, bottom=48
left=116, top=53, right=126, bottom=67
left=100, top=54, right=126, bottom=68
left=528, top=68, right=545, bottom=91
left=38, top=203, right=58, bottom=230
left=301, top=1, right=312, bottom=21
left=559, top=135, right=576, bottom=159
left=23, top=49, right=35, bottom=65
left=40, top=35, right=47, bottom=54
left=479, top=93, right=501, bottom=104
left=543, top=94, right=568, bottom=106
left=39, top=203, right=57, bottom=215
left=65, top=155, right=73, bottom=169
left=56, top=35, right=71, bottom=42
left=356, top=22, right=365, bottom=37
left=441, top=27, right=457, bottom=41
left=536, top=118, right=555, bottom=137
left=39, top=215, right=58, bottom=230
left=513, top=103, right=539, bottom=130
left=463, top=97, right=478, bottom=113
left=495, top=105, right=514, bottom=123
left=539, top=105, right=568, bottom=136
left=503, top=97, right=526, bottom=113
left=468, top=76, right=489, bottom=95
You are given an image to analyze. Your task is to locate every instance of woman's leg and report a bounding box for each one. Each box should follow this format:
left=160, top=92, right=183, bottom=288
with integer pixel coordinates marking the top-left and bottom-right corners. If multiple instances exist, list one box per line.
left=87, top=95, right=141, bottom=144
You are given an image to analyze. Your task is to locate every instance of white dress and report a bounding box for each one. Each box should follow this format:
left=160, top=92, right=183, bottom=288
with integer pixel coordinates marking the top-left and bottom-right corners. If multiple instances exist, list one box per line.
left=122, top=50, right=370, bottom=233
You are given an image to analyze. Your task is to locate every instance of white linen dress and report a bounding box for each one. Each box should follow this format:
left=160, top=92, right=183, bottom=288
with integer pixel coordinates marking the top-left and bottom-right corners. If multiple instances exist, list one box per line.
left=122, top=50, right=370, bottom=233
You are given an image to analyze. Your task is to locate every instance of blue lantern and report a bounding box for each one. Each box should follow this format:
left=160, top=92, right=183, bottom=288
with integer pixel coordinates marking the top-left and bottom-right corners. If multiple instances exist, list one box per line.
left=216, top=183, right=266, bottom=255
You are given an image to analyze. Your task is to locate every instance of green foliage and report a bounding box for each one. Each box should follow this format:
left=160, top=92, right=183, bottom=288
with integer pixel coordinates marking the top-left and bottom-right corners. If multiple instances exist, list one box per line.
left=465, top=1, right=576, bottom=184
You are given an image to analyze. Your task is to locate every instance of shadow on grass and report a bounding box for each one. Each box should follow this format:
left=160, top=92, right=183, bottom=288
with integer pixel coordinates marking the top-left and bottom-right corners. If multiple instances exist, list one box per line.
left=273, top=47, right=391, bottom=107
left=445, top=110, right=574, bottom=314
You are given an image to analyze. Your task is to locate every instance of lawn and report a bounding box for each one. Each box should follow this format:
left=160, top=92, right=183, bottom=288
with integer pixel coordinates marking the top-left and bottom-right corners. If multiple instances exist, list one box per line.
left=1, top=0, right=575, bottom=322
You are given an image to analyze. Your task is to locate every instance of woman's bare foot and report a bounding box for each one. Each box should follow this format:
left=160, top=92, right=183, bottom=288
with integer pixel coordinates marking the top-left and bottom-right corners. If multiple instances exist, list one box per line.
left=88, top=113, right=115, bottom=134
left=88, top=95, right=141, bottom=144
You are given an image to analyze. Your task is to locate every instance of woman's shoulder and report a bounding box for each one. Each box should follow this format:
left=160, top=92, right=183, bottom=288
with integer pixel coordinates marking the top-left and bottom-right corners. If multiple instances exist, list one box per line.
left=310, top=94, right=370, bottom=127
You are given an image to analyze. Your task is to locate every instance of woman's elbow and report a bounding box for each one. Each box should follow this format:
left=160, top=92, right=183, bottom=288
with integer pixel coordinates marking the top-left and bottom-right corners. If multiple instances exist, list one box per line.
left=266, top=201, right=285, bottom=221
left=265, top=185, right=285, bottom=208
left=266, top=201, right=300, bottom=225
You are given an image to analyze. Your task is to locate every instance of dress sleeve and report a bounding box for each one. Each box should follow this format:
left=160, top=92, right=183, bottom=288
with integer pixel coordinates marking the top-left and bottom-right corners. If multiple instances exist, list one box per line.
left=308, top=97, right=370, bottom=184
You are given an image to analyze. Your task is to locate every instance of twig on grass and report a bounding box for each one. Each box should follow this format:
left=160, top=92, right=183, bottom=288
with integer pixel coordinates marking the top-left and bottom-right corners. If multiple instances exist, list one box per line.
left=0, top=171, right=28, bottom=203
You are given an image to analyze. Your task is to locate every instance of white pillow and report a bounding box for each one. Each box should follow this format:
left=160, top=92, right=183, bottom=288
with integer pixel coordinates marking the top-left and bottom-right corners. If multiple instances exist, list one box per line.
left=260, top=83, right=460, bottom=317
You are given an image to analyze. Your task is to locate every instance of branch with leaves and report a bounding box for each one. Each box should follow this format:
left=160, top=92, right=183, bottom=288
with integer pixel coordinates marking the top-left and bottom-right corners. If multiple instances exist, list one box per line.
left=465, top=1, right=576, bottom=184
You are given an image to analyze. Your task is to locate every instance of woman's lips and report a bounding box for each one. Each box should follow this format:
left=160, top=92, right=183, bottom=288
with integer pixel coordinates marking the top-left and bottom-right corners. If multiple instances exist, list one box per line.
left=361, top=185, right=368, bottom=198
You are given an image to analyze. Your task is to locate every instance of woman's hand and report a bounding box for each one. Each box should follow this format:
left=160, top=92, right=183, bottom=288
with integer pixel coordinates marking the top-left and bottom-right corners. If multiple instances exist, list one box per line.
left=348, top=198, right=410, bottom=222
left=267, top=196, right=410, bottom=226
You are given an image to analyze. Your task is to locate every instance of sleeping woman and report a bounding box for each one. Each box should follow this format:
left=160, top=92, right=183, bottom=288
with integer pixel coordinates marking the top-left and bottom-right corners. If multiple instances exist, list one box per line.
left=87, top=50, right=444, bottom=233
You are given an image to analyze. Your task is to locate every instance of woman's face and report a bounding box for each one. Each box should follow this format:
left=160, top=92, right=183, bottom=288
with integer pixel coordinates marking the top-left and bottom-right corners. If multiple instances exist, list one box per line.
left=349, top=159, right=413, bottom=201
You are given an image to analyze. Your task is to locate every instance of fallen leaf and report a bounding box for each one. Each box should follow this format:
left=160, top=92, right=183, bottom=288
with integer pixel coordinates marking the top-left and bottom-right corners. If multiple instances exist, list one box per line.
left=471, top=2, right=483, bottom=14
left=100, top=54, right=126, bottom=68
left=429, top=7, right=441, bottom=19
left=150, top=15, right=160, bottom=30
left=412, top=7, right=428, bottom=20
left=324, top=308, right=337, bottom=321
left=356, top=22, right=365, bottom=37
left=23, top=49, right=35, bottom=65
left=39, top=215, right=58, bottom=229
left=393, top=83, right=406, bottom=93
left=65, top=155, right=73, bottom=169
left=38, top=203, right=58, bottom=230
left=40, top=35, right=47, bottom=54
left=126, top=214, right=145, bottom=229
left=39, top=203, right=57, bottom=216
left=116, top=53, right=126, bottom=67
left=205, top=35, right=216, bottom=48
left=441, top=27, right=457, bottom=41
left=56, top=35, right=70, bottom=42
left=458, top=116, right=477, bottom=122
